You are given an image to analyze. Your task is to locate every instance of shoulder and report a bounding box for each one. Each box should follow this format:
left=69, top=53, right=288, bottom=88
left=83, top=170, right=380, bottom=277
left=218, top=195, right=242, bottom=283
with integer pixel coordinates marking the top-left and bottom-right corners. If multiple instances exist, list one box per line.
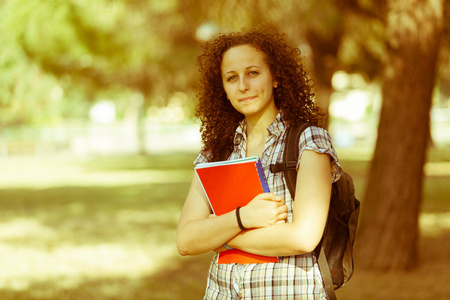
left=297, top=126, right=342, bottom=182
left=299, top=126, right=333, bottom=148
left=194, top=151, right=212, bottom=165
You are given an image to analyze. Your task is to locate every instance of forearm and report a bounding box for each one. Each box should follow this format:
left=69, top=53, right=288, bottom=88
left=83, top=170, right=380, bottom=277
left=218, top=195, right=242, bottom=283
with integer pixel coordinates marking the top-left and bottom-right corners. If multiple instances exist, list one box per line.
left=228, top=151, right=332, bottom=257
left=177, top=210, right=241, bottom=256
left=225, top=151, right=331, bottom=257
left=178, top=176, right=289, bottom=256
left=227, top=221, right=320, bottom=257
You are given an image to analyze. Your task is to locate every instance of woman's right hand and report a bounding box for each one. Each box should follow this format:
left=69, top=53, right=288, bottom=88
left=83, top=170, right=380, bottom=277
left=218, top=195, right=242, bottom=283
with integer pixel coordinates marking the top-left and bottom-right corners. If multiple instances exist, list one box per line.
left=239, top=193, right=288, bottom=229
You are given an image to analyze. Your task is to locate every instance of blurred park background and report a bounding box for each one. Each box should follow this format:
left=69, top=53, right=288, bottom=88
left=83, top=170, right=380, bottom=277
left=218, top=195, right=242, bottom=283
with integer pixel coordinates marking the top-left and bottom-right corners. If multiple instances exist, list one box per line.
left=0, top=0, right=450, bottom=299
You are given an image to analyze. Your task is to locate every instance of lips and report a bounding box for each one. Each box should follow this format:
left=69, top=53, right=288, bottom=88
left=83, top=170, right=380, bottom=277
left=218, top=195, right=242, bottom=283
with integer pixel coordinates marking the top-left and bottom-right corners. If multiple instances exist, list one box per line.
left=239, top=96, right=256, bottom=102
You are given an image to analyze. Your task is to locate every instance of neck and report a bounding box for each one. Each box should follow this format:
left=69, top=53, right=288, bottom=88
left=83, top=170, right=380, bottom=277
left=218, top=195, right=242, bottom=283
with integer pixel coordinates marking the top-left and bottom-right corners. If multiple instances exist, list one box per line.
left=246, top=108, right=279, bottom=139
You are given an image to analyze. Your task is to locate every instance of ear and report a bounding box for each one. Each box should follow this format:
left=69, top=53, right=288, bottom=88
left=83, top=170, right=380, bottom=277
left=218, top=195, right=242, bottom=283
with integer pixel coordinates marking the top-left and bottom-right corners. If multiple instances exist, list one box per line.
left=273, top=81, right=279, bottom=88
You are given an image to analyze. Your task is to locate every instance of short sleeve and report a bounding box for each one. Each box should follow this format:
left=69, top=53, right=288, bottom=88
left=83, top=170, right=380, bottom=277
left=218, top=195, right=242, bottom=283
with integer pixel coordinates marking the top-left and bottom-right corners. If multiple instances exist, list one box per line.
left=297, top=126, right=342, bottom=183
left=193, top=150, right=211, bottom=165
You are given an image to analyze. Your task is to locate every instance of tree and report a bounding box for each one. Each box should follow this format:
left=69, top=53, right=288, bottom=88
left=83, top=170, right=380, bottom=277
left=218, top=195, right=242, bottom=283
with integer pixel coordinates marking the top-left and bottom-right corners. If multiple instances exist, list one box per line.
left=0, top=0, right=201, bottom=128
left=356, top=0, right=444, bottom=270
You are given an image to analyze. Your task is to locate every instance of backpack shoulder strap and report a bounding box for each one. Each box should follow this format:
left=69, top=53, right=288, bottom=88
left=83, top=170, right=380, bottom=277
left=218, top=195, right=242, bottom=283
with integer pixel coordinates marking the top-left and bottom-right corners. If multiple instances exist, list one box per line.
left=269, top=121, right=310, bottom=198
left=319, top=247, right=338, bottom=300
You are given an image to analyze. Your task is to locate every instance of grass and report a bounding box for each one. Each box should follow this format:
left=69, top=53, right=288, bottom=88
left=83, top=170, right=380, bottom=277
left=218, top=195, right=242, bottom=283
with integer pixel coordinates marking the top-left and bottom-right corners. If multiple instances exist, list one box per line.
left=0, top=147, right=449, bottom=299
left=0, top=153, right=195, bottom=299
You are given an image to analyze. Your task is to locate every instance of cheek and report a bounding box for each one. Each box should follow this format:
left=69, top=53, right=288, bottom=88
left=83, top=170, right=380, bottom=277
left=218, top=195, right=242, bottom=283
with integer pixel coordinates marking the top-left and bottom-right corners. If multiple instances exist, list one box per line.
left=263, top=80, right=275, bottom=97
left=223, top=85, right=236, bottom=100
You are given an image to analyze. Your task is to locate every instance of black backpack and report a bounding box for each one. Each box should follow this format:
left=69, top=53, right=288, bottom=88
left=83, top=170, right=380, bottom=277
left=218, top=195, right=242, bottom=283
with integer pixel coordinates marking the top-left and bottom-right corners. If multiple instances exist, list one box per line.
left=269, top=121, right=360, bottom=300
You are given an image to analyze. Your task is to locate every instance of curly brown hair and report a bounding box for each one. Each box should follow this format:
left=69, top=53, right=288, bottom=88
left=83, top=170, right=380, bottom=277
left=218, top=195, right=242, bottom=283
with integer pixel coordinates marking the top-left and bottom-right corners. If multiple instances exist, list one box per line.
left=195, top=25, right=323, bottom=162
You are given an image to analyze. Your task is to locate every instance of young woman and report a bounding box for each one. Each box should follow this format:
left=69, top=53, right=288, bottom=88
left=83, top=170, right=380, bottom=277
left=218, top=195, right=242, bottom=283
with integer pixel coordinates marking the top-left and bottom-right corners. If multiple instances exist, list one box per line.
left=177, top=25, right=342, bottom=299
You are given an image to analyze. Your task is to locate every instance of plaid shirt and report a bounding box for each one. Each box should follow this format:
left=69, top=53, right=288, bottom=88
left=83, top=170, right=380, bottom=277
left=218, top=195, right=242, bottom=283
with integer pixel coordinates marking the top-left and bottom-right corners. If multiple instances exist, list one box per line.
left=195, top=114, right=342, bottom=300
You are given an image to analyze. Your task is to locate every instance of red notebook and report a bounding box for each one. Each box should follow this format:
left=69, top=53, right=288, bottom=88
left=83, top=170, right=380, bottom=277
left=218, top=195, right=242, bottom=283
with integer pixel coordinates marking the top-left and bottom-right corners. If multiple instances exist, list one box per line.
left=195, top=156, right=280, bottom=264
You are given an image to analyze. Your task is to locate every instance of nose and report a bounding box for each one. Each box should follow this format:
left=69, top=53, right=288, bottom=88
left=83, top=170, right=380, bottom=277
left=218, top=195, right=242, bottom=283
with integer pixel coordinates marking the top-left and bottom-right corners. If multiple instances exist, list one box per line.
left=238, top=77, right=249, bottom=93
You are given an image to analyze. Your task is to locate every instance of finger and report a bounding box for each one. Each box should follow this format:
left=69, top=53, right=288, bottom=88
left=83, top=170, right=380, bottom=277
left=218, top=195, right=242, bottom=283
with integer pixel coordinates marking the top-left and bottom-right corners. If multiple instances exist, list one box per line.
left=278, top=204, right=288, bottom=213
left=275, top=198, right=286, bottom=206
left=260, top=193, right=282, bottom=202
left=258, top=193, right=277, bottom=199
left=279, top=212, right=288, bottom=220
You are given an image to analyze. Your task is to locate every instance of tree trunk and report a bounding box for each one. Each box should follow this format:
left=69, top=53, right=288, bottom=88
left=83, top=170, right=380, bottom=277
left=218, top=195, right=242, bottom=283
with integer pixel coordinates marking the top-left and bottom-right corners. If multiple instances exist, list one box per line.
left=356, top=0, right=443, bottom=270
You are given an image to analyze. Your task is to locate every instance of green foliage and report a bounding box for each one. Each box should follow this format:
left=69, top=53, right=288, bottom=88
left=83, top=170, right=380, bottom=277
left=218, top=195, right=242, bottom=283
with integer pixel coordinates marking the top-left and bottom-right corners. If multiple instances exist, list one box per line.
left=0, top=0, right=448, bottom=128
left=0, top=0, right=200, bottom=127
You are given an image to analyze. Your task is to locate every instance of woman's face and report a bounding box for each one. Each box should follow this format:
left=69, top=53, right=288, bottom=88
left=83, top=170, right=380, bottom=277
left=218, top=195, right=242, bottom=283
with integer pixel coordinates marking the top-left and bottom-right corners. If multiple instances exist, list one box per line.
left=221, top=44, right=278, bottom=120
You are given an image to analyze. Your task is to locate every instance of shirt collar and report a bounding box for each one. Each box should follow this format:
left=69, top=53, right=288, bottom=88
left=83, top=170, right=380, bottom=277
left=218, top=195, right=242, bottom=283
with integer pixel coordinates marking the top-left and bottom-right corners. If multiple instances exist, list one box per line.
left=234, top=118, right=247, bottom=146
left=267, top=113, right=286, bottom=137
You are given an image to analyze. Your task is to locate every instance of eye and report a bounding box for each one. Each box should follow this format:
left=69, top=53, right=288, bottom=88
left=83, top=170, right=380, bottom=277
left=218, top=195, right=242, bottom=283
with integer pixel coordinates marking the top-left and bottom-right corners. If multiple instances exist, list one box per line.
left=226, top=75, right=237, bottom=82
left=248, top=71, right=259, bottom=76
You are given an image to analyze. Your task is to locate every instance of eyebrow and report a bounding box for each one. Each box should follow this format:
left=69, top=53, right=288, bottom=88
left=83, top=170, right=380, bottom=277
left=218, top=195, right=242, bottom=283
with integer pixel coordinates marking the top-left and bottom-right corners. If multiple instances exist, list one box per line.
left=223, top=66, right=262, bottom=77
